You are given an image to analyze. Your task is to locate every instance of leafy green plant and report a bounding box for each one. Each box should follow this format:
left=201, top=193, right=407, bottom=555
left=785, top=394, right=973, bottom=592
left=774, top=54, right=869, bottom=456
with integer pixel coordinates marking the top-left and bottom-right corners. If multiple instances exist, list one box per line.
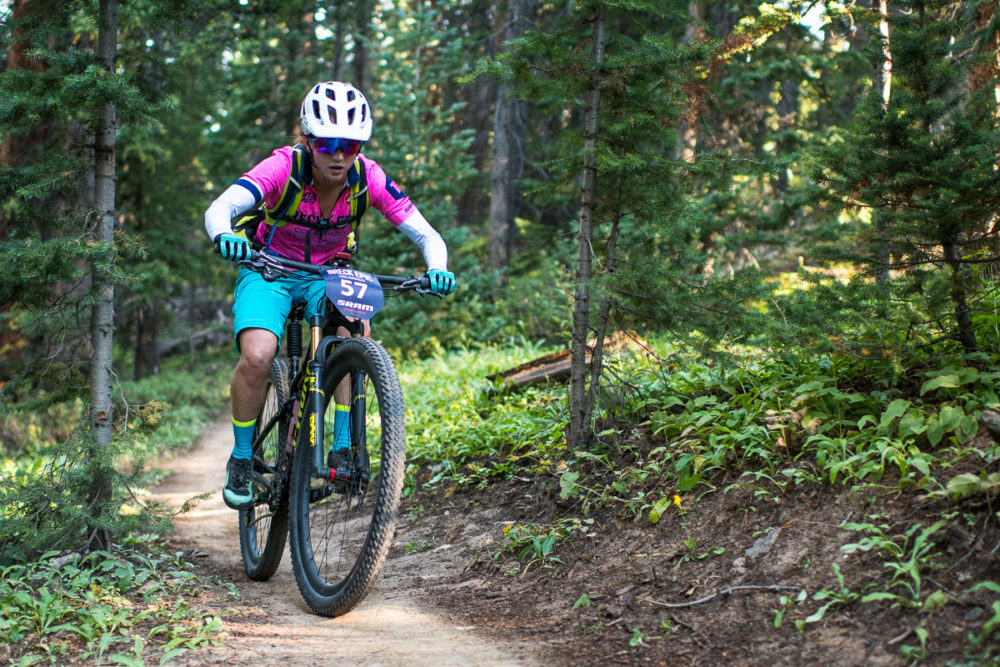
left=899, top=627, right=930, bottom=663
left=773, top=589, right=808, bottom=629
left=840, top=520, right=947, bottom=607
left=679, top=536, right=725, bottom=562
left=498, top=518, right=594, bottom=567
left=932, top=471, right=1000, bottom=501
left=0, top=539, right=226, bottom=665
left=404, top=535, right=435, bottom=555
left=0, top=347, right=232, bottom=562
left=401, top=342, right=568, bottom=496
left=959, top=582, right=1000, bottom=662
left=798, top=564, right=859, bottom=629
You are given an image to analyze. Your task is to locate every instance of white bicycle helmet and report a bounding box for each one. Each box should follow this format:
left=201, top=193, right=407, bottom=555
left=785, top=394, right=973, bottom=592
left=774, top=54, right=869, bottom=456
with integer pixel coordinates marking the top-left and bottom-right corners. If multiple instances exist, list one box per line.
left=300, top=81, right=373, bottom=141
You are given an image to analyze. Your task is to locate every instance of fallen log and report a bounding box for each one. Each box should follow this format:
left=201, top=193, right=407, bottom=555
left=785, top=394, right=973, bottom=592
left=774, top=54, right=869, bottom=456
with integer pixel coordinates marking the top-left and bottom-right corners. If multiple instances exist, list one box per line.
left=487, top=331, right=642, bottom=389
left=157, top=328, right=231, bottom=358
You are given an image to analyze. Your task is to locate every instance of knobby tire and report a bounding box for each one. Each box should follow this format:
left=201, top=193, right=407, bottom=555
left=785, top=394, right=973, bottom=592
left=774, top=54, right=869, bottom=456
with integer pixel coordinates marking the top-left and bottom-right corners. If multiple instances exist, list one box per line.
left=288, top=337, right=406, bottom=617
left=238, top=358, right=292, bottom=581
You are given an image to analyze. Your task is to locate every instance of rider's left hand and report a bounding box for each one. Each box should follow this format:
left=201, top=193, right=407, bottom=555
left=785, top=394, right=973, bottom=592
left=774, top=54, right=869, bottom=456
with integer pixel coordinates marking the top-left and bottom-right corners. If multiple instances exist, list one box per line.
left=427, top=269, right=456, bottom=296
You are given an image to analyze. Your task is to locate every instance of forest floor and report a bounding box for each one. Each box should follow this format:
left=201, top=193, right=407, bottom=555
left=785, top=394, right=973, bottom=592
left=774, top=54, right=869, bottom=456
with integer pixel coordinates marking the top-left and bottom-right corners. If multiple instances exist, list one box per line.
left=155, top=414, right=999, bottom=666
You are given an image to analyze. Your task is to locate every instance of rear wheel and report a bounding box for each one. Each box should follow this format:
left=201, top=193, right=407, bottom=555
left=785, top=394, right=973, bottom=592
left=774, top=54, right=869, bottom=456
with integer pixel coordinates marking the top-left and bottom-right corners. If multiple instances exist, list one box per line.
left=288, top=338, right=406, bottom=616
left=238, top=358, right=292, bottom=581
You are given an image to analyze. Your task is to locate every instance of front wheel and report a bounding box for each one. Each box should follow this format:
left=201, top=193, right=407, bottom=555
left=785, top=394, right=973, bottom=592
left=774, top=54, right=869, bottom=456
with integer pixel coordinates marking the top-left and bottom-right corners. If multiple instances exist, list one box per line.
left=288, top=337, right=406, bottom=616
left=238, top=358, right=292, bottom=581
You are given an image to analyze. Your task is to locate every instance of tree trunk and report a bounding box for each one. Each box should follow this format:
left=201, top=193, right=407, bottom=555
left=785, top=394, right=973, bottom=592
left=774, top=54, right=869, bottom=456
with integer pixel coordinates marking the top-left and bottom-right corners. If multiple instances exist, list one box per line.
left=678, top=1, right=706, bottom=162
left=455, top=0, right=496, bottom=231
left=330, top=3, right=347, bottom=81
left=0, top=0, right=55, bottom=243
left=943, top=241, right=978, bottom=353
left=353, top=0, right=374, bottom=93
left=873, top=0, right=892, bottom=286
left=488, top=85, right=515, bottom=269
left=970, top=2, right=999, bottom=260
left=587, top=177, right=624, bottom=421
left=568, top=3, right=606, bottom=451
left=133, top=301, right=162, bottom=380
left=87, top=0, right=118, bottom=552
left=488, top=0, right=536, bottom=270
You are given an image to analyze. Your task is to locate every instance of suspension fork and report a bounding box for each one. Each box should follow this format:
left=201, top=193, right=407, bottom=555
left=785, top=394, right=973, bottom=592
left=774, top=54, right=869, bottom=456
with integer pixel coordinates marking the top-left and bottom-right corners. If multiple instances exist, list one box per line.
left=345, top=318, right=370, bottom=477
left=285, top=308, right=303, bottom=453
left=306, top=317, right=368, bottom=482
left=351, top=368, right=370, bottom=477
left=307, top=314, right=330, bottom=478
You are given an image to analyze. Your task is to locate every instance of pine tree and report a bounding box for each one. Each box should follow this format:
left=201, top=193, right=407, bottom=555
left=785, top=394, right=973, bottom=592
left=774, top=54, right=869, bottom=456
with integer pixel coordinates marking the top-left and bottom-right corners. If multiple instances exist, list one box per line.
left=477, top=0, right=765, bottom=447
left=0, top=0, right=191, bottom=557
left=810, top=0, right=1000, bottom=354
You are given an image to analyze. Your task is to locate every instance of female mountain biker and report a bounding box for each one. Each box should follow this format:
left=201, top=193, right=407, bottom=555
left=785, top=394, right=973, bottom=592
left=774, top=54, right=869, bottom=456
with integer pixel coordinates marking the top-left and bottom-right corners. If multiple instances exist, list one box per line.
left=203, top=81, right=456, bottom=510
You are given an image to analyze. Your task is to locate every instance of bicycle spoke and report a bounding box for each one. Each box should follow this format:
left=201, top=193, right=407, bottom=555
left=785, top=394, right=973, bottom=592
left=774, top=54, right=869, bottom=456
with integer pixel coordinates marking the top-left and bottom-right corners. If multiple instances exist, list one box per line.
left=237, top=359, right=291, bottom=581
left=289, top=338, right=406, bottom=616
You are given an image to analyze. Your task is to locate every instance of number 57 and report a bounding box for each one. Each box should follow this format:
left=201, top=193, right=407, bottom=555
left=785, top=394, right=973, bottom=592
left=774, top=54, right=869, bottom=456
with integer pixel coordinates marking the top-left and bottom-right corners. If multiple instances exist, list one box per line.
left=340, top=279, right=368, bottom=299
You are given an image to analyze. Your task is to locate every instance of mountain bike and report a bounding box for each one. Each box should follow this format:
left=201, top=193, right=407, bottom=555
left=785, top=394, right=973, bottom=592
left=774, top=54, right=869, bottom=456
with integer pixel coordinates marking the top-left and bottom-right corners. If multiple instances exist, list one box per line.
left=227, top=248, right=433, bottom=617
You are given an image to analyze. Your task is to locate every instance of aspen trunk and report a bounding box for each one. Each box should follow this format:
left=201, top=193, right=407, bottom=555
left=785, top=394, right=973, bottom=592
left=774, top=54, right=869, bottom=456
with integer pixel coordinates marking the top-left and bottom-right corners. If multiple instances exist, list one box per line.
left=873, top=0, right=892, bottom=287
left=568, top=4, right=606, bottom=450
left=87, top=0, right=118, bottom=551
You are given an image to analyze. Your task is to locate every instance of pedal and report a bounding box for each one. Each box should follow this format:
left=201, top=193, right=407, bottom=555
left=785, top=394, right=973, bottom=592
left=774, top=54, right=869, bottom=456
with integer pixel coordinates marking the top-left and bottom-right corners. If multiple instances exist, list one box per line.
left=310, top=485, right=333, bottom=503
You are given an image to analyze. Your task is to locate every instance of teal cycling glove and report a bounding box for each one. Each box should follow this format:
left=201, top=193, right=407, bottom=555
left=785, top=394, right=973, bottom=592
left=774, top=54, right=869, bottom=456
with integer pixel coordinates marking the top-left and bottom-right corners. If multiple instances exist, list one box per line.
left=215, top=233, right=251, bottom=263
left=427, top=269, right=456, bottom=295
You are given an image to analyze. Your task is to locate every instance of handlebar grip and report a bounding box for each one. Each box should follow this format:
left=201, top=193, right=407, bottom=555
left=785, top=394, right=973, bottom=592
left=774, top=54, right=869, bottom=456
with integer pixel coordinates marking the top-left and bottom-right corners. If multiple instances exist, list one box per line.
left=420, top=275, right=431, bottom=290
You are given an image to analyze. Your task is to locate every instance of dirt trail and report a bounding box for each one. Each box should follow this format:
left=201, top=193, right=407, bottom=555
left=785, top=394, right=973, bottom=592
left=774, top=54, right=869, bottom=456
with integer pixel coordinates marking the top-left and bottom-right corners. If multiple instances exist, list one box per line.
left=152, top=414, right=540, bottom=666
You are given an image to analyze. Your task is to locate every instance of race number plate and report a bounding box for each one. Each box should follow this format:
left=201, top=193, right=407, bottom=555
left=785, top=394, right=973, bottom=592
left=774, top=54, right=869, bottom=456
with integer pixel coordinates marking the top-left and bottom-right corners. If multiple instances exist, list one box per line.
left=324, top=268, right=385, bottom=319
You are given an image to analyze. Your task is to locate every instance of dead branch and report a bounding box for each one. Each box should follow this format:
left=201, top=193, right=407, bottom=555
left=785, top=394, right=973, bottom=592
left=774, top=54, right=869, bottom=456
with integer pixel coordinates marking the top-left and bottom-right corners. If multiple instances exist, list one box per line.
left=639, top=585, right=804, bottom=609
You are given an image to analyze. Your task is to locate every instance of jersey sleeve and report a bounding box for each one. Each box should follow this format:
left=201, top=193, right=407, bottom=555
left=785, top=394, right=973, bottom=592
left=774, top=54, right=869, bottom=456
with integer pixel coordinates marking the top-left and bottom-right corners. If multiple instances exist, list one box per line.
left=241, top=146, right=294, bottom=211
left=364, top=158, right=416, bottom=226
left=204, top=183, right=260, bottom=240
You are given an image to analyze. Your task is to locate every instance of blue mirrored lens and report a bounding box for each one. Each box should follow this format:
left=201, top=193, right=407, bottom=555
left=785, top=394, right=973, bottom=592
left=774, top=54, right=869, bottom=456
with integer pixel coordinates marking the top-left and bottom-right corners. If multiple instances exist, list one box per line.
left=311, top=137, right=363, bottom=156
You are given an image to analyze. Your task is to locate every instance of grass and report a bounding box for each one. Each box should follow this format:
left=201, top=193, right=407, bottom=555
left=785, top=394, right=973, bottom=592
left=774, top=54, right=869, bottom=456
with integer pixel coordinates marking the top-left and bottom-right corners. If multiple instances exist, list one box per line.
left=5, top=328, right=1000, bottom=663
left=0, top=536, right=233, bottom=666
left=393, top=335, right=1000, bottom=662
left=399, top=340, right=568, bottom=493
left=1, top=348, right=235, bottom=665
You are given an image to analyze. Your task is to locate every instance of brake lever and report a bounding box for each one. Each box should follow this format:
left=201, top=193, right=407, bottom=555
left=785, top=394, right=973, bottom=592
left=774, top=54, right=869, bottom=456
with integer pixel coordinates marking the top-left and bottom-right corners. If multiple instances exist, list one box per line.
left=394, top=277, right=443, bottom=298
left=238, top=254, right=285, bottom=282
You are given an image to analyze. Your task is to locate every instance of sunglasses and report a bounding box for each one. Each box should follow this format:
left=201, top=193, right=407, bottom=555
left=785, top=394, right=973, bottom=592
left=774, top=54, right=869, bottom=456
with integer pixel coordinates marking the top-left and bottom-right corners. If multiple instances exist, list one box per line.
left=309, top=136, right=364, bottom=157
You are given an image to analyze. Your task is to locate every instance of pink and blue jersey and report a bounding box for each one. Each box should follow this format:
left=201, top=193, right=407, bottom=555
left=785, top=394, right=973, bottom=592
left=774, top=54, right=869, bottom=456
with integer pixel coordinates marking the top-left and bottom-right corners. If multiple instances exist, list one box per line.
left=236, top=146, right=415, bottom=265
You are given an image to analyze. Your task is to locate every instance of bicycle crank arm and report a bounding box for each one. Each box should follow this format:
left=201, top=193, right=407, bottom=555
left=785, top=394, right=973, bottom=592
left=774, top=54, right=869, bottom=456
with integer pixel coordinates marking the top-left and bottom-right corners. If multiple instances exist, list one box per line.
left=314, top=465, right=351, bottom=482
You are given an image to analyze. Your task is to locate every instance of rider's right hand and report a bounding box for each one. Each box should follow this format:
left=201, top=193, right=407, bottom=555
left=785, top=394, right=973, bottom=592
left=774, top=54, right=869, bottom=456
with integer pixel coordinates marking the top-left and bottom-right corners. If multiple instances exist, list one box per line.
left=215, top=233, right=251, bottom=263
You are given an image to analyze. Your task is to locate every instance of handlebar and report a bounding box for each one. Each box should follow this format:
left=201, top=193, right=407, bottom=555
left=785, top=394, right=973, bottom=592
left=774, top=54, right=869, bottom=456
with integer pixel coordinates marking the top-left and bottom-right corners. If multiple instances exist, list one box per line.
left=233, top=248, right=435, bottom=295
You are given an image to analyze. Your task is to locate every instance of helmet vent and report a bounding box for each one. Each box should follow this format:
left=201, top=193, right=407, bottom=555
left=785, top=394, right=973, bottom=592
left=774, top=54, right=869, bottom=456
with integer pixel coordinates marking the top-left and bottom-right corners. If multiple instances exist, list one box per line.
left=300, top=81, right=372, bottom=141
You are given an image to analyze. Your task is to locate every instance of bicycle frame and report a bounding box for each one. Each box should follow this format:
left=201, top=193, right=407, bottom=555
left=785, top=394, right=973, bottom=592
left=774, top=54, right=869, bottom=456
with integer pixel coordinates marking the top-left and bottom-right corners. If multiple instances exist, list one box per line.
left=241, top=250, right=432, bottom=504
left=232, top=248, right=434, bottom=615
left=249, top=305, right=368, bottom=503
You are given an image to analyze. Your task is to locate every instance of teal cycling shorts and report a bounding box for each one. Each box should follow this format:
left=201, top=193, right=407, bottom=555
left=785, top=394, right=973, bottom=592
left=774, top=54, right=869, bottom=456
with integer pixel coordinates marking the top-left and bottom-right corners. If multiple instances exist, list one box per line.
left=232, top=267, right=326, bottom=346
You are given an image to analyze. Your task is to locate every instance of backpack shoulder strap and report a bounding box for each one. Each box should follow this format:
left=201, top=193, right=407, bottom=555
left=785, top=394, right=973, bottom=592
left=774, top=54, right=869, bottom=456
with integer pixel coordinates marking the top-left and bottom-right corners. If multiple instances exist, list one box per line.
left=345, top=157, right=370, bottom=254
left=264, top=144, right=309, bottom=228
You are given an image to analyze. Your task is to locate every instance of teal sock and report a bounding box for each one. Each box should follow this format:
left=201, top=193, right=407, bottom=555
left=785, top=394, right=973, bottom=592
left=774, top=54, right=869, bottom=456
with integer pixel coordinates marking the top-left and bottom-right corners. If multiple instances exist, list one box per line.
left=232, top=417, right=256, bottom=460
left=333, top=405, right=351, bottom=451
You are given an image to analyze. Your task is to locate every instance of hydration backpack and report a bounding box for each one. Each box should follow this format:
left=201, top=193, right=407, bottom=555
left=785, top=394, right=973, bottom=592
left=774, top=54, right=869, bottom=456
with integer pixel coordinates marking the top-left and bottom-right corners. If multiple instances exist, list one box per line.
left=231, top=144, right=371, bottom=256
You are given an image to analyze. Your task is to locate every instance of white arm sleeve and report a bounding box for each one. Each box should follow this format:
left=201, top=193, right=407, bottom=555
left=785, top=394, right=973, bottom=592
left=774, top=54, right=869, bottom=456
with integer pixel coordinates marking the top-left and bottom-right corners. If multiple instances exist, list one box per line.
left=204, top=182, right=262, bottom=241
left=396, top=210, right=449, bottom=271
